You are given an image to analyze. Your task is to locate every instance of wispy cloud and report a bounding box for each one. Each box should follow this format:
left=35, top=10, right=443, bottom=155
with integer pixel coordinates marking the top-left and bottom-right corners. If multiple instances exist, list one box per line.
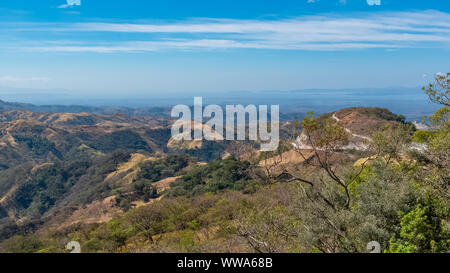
left=5, top=10, right=450, bottom=53
left=0, top=76, right=51, bottom=84
left=58, top=0, right=81, bottom=9
left=28, top=40, right=408, bottom=53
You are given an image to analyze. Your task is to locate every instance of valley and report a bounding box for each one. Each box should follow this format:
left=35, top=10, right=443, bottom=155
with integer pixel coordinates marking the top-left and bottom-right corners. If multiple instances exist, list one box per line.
left=0, top=96, right=447, bottom=253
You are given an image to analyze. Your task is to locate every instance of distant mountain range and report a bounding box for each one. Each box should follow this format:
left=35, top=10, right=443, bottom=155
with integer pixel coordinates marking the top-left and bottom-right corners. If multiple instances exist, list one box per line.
left=0, top=99, right=303, bottom=122
left=0, top=99, right=171, bottom=118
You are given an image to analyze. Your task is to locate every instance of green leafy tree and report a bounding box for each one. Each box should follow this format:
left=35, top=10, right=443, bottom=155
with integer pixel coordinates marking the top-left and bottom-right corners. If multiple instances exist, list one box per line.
left=417, top=73, right=450, bottom=199
left=0, top=235, right=43, bottom=253
left=388, top=204, right=450, bottom=253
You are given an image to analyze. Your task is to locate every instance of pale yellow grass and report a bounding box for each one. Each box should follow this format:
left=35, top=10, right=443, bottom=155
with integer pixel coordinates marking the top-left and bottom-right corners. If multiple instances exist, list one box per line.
left=104, top=153, right=155, bottom=183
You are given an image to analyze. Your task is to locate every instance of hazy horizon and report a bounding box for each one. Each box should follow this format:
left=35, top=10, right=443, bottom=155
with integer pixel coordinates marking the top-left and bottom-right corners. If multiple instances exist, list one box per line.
left=0, top=85, right=440, bottom=121
left=1, top=0, right=448, bottom=120
left=1, top=0, right=449, bottom=94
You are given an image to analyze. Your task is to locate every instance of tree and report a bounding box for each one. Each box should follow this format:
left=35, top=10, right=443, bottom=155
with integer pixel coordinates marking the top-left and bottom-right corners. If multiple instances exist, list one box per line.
left=128, top=202, right=166, bottom=243
left=369, top=124, right=412, bottom=165
left=290, top=112, right=358, bottom=210
left=384, top=72, right=450, bottom=252
left=239, top=110, right=422, bottom=253
left=133, top=179, right=159, bottom=202
left=239, top=112, right=373, bottom=253
left=417, top=73, right=450, bottom=199
left=0, top=235, right=43, bottom=253
left=388, top=204, right=450, bottom=253
left=423, top=72, right=449, bottom=107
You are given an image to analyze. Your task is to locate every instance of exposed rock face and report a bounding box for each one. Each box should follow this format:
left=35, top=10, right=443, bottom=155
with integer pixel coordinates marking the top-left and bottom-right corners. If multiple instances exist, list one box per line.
left=412, top=121, right=432, bottom=131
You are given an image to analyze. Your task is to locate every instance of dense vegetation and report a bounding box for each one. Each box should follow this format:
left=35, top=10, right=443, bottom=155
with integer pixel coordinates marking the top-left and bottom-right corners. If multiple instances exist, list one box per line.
left=168, top=157, right=257, bottom=197
left=89, top=130, right=151, bottom=153
left=136, top=155, right=189, bottom=183
left=14, top=135, right=61, bottom=157
left=0, top=74, right=448, bottom=253
left=1, top=151, right=131, bottom=220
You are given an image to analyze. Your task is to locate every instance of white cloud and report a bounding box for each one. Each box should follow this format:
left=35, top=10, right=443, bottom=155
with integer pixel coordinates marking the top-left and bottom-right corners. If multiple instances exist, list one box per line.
left=28, top=40, right=409, bottom=53
left=58, top=0, right=81, bottom=9
left=8, top=10, right=450, bottom=53
left=367, top=0, right=381, bottom=6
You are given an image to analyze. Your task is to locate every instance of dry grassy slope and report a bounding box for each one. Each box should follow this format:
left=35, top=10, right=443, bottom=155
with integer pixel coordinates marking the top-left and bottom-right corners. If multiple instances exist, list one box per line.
left=0, top=110, right=174, bottom=225
left=0, top=110, right=172, bottom=167
left=333, top=107, right=404, bottom=137
left=40, top=153, right=180, bottom=231
left=39, top=153, right=149, bottom=229
left=260, top=107, right=405, bottom=172
left=259, top=149, right=315, bottom=175
left=47, top=196, right=121, bottom=231
left=104, top=153, right=156, bottom=185
left=0, top=107, right=406, bottom=234
left=167, top=121, right=221, bottom=150
left=0, top=110, right=168, bottom=127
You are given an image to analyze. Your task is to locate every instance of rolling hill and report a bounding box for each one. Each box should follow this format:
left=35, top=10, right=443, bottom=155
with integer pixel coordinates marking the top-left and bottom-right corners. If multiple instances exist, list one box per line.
left=0, top=105, right=421, bottom=247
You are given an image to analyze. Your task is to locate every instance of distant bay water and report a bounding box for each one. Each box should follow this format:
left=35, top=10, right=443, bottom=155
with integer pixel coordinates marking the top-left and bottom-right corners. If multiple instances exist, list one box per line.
left=0, top=87, right=439, bottom=121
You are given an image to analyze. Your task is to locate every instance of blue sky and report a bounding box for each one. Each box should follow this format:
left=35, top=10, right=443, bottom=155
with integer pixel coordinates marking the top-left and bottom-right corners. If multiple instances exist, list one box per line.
left=0, top=0, right=449, bottom=97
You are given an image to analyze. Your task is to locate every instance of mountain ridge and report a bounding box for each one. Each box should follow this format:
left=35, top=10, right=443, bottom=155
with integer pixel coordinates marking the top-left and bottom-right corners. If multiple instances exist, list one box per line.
left=0, top=99, right=171, bottom=118
left=0, top=105, right=422, bottom=247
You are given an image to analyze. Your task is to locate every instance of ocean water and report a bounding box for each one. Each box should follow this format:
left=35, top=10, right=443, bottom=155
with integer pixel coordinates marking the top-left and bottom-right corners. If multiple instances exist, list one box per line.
left=0, top=87, right=440, bottom=121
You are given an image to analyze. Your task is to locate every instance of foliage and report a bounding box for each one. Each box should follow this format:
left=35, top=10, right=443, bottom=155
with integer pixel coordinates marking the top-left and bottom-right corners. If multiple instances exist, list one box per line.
left=183, top=140, right=230, bottom=162
left=136, top=155, right=189, bottom=182
left=301, top=111, right=350, bottom=149
left=90, top=130, right=151, bottom=153
left=0, top=75, right=449, bottom=253
left=168, top=157, right=256, bottom=197
left=369, top=124, right=413, bottom=164
left=0, top=235, right=43, bottom=253
left=14, top=135, right=61, bottom=157
left=422, top=72, right=449, bottom=107
left=133, top=180, right=159, bottom=202
left=12, top=160, right=91, bottom=217
left=145, top=128, right=172, bottom=149
left=388, top=203, right=450, bottom=253
left=412, top=130, right=436, bottom=143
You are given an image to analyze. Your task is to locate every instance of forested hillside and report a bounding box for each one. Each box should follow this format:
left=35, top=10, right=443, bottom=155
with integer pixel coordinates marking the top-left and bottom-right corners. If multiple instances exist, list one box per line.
left=0, top=74, right=448, bottom=253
